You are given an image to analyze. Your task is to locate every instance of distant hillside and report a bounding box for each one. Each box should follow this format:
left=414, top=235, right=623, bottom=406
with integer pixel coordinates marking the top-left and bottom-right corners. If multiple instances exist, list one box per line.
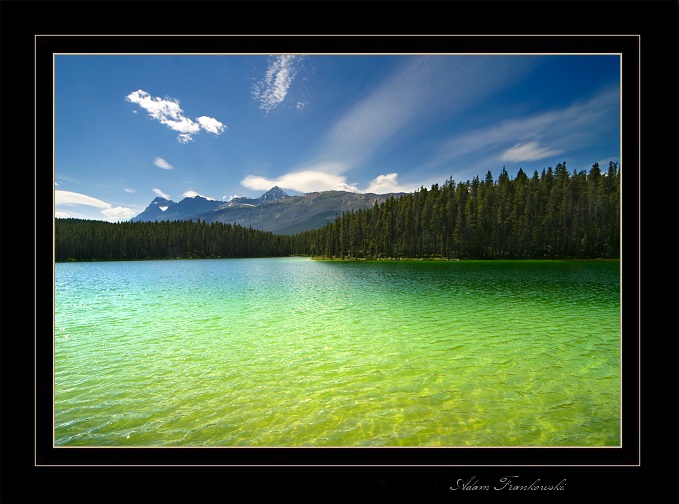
left=131, top=187, right=402, bottom=234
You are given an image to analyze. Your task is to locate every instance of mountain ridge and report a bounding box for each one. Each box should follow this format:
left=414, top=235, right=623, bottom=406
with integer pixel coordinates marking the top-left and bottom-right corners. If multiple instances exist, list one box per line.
left=130, top=187, right=403, bottom=234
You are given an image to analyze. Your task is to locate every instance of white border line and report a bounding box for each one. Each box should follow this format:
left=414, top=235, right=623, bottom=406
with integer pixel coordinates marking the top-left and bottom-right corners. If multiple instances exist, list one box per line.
left=40, top=34, right=639, bottom=467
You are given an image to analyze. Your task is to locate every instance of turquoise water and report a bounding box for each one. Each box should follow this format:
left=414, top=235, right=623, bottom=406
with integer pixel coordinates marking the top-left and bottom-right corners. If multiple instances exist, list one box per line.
left=54, top=257, right=621, bottom=447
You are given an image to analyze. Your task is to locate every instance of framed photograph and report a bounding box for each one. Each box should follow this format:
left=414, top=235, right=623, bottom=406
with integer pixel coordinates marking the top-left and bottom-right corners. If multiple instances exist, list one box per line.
left=5, top=1, right=676, bottom=502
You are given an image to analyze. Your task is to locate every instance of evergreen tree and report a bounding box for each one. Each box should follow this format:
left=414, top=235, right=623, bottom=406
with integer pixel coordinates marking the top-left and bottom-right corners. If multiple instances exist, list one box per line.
left=56, top=161, right=621, bottom=262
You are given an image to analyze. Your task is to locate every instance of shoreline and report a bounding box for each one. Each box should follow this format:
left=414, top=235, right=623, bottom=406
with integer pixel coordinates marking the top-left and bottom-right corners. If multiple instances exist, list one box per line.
left=311, top=256, right=620, bottom=262
left=55, top=255, right=621, bottom=264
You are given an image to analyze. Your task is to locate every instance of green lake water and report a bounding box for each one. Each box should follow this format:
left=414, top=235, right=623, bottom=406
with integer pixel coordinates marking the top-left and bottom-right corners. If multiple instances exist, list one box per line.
left=54, top=257, right=621, bottom=447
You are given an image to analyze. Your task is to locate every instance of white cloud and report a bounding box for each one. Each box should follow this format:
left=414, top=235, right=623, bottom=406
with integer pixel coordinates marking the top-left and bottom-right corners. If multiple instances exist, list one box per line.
left=126, top=89, right=226, bottom=143
left=242, top=170, right=349, bottom=193
left=161, top=116, right=200, bottom=135
left=499, top=141, right=564, bottom=162
left=153, top=188, right=170, bottom=199
left=102, top=206, right=136, bottom=221
left=56, top=190, right=111, bottom=208
left=196, top=116, right=226, bottom=135
left=364, top=173, right=403, bottom=194
left=334, top=183, right=361, bottom=193
left=252, top=55, right=304, bottom=113
left=54, top=190, right=134, bottom=222
left=153, top=157, right=174, bottom=170
left=126, top=89, right=187, bottom=122
left=241, top=170, right=413, bottom=195
left=181, top=190, right=214, bottom=200
left=124, top=188, right=136, bottom=193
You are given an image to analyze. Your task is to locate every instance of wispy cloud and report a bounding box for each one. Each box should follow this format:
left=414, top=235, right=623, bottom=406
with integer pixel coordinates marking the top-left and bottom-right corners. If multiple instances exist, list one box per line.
left=430, top=85, right=620, bottom=170
left=55, top=190, right=135, bottom=222
left=126, top=89, right=226, bottom=143
left=153, top=157, right=173, bottom=170
left=124, top=188, right=136, bottom=193
left=252, top=55, right=305, bottom=113
left=153, top=188, right=170, bottom=199
left=56, top=190, right=111, bottom=208
left=243, top=56, right=537, bottom=194
left=311, top=56, right=537, bottom=172
left=500, top=141, right=564, bottom=162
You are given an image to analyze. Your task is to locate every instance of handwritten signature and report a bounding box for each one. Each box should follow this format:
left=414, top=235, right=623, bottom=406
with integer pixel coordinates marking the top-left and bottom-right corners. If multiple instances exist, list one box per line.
left=451, top=476, right=566, bottom=491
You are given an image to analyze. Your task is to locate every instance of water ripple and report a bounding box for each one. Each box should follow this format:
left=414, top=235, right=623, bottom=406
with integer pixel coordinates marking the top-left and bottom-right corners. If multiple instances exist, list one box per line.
left=55, top=258, right=621, bottom=447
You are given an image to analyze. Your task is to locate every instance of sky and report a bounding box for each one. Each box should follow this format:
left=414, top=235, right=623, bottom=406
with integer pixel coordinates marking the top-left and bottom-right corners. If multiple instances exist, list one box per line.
left=54, top=53, right=621, bottom=222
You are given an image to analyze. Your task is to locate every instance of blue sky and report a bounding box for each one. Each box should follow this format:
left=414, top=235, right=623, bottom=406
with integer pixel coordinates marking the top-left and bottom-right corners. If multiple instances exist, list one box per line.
left=54, top=54, right=620, bottom=222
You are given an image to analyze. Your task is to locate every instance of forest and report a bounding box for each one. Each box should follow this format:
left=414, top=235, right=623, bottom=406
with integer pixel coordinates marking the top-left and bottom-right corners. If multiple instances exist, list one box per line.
left=55, top=161, right=620, bottom=262
left=54, top=219, right=294, bottom=261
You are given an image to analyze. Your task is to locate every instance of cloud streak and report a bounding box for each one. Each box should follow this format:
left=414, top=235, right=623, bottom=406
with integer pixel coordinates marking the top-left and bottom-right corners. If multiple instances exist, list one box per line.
left=429, top=85, right=620, bottom=169
left=252, top=55, right=304, bottom=113
left=499, top=141, right=564, bottom=162
left=56, top=190, right=111, bottom=208
left=126, top=90, right=226, bottom=143
left=311, top=56, right=537, bottom=172
left=153, top=188, right=170, bottom=199
left=55, top=190, right=135, bottom=222
left=153, top=157, right=173, bottom=169
left=242, top=56, right=538, bottom=194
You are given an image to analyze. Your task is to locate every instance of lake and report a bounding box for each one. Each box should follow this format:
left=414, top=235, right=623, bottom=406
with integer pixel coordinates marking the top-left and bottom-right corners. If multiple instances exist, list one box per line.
left=54, top=257, right=621, bottom=447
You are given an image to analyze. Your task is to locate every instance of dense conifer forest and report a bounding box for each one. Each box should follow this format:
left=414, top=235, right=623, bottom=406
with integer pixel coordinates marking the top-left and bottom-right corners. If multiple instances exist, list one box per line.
left=304, top=161, right=620, bottom=260
left=55, top=220, right=294, bottom=261
left=55, top=162, right=620, bottom=262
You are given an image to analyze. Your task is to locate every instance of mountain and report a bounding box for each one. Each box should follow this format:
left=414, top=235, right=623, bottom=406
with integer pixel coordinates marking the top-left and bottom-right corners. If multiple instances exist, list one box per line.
left=198, top=190, right=399, bottom=234
left=129, top=197, right=175, bottom=222
left=130, top=195, right=221, bottom=222
left=130, top=187, right=401, bottom=234
left=259, top=186, right=290, bottom=203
